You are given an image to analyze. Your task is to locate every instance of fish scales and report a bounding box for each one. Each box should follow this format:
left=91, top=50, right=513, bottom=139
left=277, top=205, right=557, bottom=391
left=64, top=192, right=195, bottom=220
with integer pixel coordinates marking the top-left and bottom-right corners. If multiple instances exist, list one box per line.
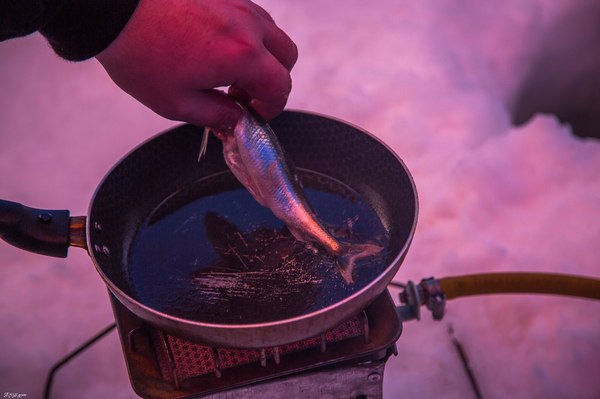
left=231, top=107, right=343, bottom=255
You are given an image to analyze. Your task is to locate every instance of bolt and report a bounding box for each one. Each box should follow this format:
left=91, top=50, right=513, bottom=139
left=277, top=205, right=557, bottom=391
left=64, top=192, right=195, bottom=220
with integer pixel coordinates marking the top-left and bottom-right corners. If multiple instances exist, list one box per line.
left=368, top=372, right=381, bottom=382
left=38, top=212, right=53, bottom=224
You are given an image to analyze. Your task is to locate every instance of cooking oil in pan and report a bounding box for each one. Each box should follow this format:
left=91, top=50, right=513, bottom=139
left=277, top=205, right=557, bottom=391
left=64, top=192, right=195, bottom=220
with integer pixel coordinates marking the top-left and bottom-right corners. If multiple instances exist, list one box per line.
left=128, top=170, right=390, bottom=324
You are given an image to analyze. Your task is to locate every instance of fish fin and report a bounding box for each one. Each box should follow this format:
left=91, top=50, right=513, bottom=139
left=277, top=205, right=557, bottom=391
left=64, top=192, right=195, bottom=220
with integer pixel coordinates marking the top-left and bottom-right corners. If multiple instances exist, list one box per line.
left=336, top=242, right=383, bottom=284
left=294, top=172, right=304, bottom=189
left=198, top=127, right=211, bottom=162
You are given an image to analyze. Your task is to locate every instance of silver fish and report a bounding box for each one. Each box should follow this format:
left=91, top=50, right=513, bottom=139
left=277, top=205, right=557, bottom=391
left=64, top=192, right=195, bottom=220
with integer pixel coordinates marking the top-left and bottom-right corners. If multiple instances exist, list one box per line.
left=200, top=105, right=381, bottom=283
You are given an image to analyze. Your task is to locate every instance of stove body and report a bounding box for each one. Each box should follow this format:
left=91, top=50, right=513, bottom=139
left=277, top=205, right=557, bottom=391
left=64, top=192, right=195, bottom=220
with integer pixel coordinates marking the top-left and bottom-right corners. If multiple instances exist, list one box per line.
left=110, top=290, right=401, bottom=399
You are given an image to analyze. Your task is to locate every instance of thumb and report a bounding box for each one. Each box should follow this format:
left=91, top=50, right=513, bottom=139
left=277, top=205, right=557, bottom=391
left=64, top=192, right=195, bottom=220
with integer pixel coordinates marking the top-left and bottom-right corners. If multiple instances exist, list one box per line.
left=172, top=89, right=242, bottom=131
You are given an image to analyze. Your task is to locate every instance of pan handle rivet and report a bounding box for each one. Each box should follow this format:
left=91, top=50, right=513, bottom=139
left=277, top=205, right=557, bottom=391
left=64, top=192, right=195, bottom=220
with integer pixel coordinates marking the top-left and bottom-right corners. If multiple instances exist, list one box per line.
left=94, top=244, right=101, bottom=253
left=102, top=245, right=111, bottom=256
left=38, top=213, right=53, bottom=224
left=94, top=222, right=102, bottom=232
left=368, top=372, right=381, bottom=382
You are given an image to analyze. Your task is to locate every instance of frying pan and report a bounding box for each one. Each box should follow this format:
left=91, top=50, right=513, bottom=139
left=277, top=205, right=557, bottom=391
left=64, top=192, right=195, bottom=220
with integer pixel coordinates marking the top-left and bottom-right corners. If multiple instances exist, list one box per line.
left=0, top=110, right=418, bottom=348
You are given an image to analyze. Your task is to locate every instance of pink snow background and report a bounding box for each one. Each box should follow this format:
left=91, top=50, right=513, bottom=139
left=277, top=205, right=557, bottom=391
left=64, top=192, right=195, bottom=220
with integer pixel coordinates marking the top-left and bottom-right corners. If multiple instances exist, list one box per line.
left=1, top=0, right=599, bottom=398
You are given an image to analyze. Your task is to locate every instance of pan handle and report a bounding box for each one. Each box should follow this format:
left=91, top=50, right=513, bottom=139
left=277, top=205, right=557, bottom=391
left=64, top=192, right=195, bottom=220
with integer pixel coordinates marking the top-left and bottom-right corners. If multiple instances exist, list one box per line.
left=0, top=199, right=87, bottom=258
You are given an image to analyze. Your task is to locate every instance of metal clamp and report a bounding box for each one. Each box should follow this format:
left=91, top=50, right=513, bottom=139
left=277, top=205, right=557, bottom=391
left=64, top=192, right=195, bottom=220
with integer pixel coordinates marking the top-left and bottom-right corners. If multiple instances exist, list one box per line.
left=420, top=277, right=446, bottom=320
left=396, top=277, right=446, bottom=321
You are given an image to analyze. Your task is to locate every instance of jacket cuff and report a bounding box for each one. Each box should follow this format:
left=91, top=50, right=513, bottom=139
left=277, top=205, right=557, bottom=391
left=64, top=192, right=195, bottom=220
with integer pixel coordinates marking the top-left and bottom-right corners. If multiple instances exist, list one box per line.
left=40, top=0, right=140, bottom=61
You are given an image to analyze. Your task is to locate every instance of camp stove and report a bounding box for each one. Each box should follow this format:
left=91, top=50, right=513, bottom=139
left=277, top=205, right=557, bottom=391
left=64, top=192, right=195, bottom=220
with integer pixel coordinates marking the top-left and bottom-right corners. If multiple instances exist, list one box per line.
left=43, top=273, right=598, bottom=398
left=110, top=289, right=401, bottom=399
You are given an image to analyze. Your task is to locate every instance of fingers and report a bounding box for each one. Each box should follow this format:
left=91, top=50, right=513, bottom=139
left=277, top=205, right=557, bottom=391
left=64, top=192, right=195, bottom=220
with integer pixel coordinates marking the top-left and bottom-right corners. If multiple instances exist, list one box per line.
left=251, top=3, right=298, bottom=71
left=240, top=2, right=297, bottom=119
left=263, top=24, right=298, bottom=72
left=233, top=52, right=292, bottom=120
left=229, top=6, right=297, bottom=120
left=178, top=1, right=296, bottom=123
left=250, top=2, right=275, bottom=23
left=165, top=89, right=242, bottom=131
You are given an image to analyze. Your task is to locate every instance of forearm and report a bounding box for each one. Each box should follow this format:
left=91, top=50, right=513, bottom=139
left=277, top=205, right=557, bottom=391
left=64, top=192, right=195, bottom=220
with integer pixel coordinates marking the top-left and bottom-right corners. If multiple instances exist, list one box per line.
left=0, top=0, right=139, bottom=61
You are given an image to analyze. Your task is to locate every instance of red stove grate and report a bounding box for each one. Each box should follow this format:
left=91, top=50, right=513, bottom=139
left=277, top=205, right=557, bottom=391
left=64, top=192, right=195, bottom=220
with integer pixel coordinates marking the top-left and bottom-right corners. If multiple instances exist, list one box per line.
left=154, top=316, right=364, bottom=382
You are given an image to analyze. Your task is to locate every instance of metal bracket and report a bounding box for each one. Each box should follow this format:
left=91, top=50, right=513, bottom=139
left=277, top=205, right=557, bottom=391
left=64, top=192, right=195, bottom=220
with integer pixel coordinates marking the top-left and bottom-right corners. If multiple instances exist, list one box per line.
left=397, top=280, right=422, bottom=321
left=420, top=277, right=446, bottom=320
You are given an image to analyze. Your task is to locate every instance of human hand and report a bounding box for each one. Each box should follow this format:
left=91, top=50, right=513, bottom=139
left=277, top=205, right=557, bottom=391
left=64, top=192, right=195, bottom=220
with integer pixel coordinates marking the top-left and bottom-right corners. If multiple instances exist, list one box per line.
left=96, top=0, right=297, bottom=131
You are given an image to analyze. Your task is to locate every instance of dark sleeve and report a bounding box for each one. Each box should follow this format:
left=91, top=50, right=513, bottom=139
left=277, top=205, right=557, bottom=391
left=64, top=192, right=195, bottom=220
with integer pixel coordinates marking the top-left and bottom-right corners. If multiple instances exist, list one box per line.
left=0, top=0, right=140, bottom=61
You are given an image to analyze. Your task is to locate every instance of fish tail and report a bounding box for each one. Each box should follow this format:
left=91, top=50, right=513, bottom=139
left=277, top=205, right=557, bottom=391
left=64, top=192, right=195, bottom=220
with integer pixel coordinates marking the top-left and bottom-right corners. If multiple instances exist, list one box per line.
left=336, top=242, right=383, bottom=284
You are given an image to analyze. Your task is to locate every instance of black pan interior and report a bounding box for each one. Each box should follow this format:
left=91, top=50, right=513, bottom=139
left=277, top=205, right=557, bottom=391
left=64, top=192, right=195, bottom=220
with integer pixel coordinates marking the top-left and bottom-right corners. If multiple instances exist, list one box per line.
left=88, top=111, right=417, bottom=324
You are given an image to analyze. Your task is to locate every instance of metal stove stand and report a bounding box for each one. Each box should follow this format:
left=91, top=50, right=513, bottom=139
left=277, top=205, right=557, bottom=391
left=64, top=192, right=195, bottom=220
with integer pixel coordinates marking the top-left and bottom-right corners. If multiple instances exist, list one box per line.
left=113, top=290, right=401, bottom=399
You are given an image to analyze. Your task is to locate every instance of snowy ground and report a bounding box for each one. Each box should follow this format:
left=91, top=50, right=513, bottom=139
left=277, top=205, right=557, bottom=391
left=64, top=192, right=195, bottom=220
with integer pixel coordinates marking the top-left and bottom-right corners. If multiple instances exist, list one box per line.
left=1, top=1, right=599, bottom=398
